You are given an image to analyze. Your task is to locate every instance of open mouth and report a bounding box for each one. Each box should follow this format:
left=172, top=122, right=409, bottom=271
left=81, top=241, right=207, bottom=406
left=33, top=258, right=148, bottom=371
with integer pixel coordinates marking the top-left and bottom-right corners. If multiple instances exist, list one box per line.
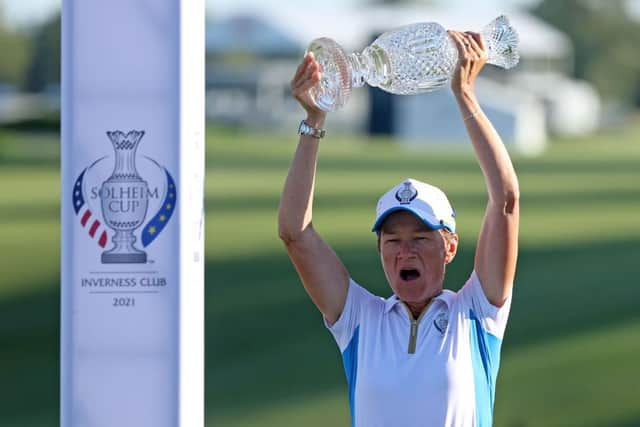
left=400, top=269, right=421, bottom=281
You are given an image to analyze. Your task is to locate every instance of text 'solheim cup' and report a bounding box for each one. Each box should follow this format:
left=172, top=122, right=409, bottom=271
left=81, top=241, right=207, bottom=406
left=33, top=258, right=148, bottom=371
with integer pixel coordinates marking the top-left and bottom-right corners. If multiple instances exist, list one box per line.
left=308, top=15, right=519, bottom=112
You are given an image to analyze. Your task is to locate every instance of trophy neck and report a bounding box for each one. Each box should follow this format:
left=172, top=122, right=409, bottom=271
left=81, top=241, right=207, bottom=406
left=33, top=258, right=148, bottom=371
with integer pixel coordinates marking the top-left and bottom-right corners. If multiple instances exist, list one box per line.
left=107, top=131, right=144, bottom=180
left=348, top=45, right=390, bottom=89
left=347, top=52, right=367, bottom=88
left=112, top=145, right=139, bottom=179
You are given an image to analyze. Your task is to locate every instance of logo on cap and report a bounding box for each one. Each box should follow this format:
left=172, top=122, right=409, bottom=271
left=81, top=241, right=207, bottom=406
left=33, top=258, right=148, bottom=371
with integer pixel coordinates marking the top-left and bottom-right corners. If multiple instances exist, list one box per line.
left=395, top=181, right=417, bottom=205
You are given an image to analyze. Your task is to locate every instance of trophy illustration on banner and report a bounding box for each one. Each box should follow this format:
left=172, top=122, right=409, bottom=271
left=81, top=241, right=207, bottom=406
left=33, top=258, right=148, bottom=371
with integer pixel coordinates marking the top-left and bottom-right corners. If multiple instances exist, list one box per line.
left=307, top=15, right=520, bottom=111
left=100, top=130, right=150, bottom=264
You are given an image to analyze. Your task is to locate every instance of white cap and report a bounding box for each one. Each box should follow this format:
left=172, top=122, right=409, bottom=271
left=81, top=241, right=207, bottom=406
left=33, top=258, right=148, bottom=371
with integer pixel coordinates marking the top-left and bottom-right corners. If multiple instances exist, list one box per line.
left=372, top=178, right=456, bottom=233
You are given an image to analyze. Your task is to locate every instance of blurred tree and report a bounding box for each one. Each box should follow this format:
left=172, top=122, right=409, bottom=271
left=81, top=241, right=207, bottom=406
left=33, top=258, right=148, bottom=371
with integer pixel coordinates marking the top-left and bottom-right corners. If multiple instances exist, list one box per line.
left=532, top=0, right=640, bottom=106
left=25, top=13, right=60, bottom=93
left=0, top=19, right=32, bottom=88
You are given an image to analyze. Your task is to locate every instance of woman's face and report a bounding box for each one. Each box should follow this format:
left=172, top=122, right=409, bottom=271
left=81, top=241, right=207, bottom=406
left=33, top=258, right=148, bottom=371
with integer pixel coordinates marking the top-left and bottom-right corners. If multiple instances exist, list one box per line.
left=379, top=211, right=458, bottom=305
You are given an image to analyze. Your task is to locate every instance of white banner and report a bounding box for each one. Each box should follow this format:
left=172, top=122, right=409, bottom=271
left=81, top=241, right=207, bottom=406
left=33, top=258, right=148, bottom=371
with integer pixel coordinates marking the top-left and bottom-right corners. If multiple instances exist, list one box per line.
left=60, top=1, right=204, bottom=426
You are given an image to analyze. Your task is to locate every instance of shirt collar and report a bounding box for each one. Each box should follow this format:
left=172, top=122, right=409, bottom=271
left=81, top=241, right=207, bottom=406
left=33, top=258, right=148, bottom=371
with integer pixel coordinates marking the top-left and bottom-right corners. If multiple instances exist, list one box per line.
left=383, top=289, right=454, bottom=314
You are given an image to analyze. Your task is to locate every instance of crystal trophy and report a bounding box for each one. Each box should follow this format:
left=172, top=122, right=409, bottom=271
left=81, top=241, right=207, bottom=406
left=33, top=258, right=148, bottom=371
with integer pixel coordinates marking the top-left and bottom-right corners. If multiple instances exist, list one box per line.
left=307, top=15, right=519, bottom=112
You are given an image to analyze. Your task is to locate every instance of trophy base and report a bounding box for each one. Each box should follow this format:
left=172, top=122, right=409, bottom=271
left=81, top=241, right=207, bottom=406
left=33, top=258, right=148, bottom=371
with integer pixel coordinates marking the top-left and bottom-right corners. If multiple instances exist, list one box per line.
left=307, top=37, right=353, bottom=112
left=102, top=252, right=147, bottom=264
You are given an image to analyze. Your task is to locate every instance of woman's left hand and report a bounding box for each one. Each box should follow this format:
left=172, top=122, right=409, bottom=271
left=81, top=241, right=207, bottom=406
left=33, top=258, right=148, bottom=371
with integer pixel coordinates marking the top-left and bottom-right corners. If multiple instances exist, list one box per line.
left=448, top=31, right=488, bottom=99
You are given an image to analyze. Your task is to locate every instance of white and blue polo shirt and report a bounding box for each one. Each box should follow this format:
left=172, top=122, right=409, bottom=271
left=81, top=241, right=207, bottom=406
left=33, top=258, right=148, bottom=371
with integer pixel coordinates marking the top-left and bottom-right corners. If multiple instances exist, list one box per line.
left=324, top=271, right=512, bottom=427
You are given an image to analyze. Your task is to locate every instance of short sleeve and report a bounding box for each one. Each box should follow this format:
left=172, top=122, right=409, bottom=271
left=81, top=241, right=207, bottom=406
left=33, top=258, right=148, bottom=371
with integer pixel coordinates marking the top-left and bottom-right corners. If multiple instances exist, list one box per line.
left=456, top=270, right=512, bottom=339
left=323, top=278, right=378, bottom=352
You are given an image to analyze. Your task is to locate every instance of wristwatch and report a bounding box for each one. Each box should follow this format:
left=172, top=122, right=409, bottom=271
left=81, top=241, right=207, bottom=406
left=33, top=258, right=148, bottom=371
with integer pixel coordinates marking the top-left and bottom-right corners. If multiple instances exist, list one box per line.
left=298, top=120, right=326, bottom=139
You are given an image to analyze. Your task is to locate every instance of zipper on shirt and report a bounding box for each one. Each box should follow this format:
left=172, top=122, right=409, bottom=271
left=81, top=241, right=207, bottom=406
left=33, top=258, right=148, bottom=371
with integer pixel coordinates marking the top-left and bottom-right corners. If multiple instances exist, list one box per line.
left=402, top=300, right=433, bottom=354
left=408, top=319, right=419, bottom=354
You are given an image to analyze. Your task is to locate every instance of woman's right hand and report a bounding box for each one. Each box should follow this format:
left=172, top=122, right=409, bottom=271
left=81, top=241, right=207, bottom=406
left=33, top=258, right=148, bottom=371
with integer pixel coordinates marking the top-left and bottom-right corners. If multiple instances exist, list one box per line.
left=290, top=52, right=327, bottom=127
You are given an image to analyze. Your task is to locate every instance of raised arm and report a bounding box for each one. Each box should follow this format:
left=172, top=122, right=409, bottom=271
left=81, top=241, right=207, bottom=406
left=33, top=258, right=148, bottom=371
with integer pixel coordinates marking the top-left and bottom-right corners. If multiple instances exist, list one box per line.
left=278, top=52, right=349, bottom=324
left=449, top=31, right=520, bottom=307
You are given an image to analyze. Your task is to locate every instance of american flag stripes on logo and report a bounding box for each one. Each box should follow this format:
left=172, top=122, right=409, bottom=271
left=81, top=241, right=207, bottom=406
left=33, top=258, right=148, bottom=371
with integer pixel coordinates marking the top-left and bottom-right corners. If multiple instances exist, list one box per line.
left=73, top=168, right=109, bottom=248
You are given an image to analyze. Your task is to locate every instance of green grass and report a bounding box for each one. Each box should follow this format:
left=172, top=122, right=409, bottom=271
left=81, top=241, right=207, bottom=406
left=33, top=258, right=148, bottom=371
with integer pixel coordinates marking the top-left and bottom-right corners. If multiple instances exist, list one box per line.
left=1, top=122, right=640, bottom=426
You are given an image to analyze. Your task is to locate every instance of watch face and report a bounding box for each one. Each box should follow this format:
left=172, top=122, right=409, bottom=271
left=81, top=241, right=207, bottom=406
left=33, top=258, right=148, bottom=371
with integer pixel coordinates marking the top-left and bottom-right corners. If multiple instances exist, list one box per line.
left=298, top=120, right=323, bottom=138
left=299, top=121, right=311, bottom=135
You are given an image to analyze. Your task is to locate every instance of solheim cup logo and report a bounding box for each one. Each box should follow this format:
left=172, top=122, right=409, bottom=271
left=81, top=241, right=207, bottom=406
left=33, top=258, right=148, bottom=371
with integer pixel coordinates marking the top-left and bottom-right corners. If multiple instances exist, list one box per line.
left=396, top=181, right=417, bottom=205
left=72, top=130, right=176, bottom=264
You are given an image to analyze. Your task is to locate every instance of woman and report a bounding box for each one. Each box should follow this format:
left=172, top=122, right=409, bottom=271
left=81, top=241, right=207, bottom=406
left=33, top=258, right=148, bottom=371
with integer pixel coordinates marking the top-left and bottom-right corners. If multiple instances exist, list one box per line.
left=278, top=30, right=519, bottom=427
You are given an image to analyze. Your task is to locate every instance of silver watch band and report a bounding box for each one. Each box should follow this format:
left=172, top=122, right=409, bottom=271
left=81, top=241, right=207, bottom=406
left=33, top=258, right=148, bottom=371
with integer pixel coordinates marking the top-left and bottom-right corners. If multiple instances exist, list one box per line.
left=298, top=120, right=326, bottom=139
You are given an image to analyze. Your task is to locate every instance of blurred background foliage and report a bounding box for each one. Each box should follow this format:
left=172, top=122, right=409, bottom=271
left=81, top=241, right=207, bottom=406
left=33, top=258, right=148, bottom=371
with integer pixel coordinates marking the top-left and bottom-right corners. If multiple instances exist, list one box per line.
left=532, top=0, right=640, bottom=106
left=0, top=20, right=31, bottom=88
left=0, top=5, right=59, bottom=92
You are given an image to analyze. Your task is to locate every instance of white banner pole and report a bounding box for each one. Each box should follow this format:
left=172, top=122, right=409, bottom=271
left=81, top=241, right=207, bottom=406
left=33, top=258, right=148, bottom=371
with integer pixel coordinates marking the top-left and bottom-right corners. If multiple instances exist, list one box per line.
left=60, top=1, right=204, bottom=426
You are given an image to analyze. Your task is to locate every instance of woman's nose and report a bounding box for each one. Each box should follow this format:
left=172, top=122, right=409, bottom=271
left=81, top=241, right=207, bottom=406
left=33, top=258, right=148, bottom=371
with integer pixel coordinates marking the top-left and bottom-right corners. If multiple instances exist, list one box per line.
left=398, top=240, right=416, bottom=256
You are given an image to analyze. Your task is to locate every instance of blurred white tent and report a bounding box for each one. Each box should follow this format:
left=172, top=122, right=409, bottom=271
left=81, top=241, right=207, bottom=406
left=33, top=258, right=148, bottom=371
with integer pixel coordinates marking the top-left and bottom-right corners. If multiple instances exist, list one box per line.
left=395, top=77, right=547, bottom=156
left=206, top=14, right=300, bottom=57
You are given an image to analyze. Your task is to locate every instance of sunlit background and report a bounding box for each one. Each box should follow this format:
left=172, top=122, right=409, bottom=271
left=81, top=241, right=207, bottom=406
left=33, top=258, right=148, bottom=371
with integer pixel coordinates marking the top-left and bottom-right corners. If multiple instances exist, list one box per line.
left=1, top=0, right=639, bottom=426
